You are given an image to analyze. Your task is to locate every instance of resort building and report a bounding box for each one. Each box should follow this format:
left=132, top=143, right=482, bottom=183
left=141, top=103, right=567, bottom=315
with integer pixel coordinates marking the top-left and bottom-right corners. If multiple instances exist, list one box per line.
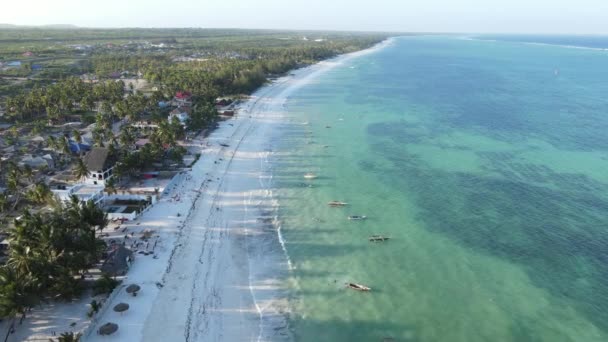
left=83, top=147, right=116, bottom=186
left=50, top=183, right=105, bottom=205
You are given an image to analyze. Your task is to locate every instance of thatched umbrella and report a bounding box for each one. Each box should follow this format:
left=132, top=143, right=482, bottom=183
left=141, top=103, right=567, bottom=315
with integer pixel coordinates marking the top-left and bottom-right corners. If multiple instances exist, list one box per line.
left=98, top=322, right=118, bottom=335
left=113, top=303, right=130, bottom=313
left=125, top=284, right=141, bottom=296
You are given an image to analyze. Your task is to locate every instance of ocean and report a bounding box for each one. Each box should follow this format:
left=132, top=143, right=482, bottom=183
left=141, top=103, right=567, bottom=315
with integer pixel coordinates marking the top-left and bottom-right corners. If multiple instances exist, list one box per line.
left=268, top=35, right=608, bottom=342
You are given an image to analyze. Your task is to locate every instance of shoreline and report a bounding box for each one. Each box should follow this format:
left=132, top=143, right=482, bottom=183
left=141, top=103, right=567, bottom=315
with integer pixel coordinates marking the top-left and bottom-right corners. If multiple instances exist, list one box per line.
left=80, top=39, right=393, bottom=342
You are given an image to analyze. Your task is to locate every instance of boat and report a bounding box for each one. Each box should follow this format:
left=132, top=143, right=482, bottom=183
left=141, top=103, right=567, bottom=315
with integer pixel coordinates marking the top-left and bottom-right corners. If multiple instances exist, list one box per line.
left=304, top=173, right=318, bottom=179
left=347, top=283, right=371, bottom=291
left=348, top=215, right=367, bottom=220
left=369, top=235, right=390, bottom=242
left=328, top=201, right=348, bottom=207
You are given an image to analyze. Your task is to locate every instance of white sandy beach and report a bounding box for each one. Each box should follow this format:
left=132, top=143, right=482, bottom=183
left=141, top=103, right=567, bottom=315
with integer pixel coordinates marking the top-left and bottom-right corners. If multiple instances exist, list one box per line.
left=1, top=39, right=391, bottom=342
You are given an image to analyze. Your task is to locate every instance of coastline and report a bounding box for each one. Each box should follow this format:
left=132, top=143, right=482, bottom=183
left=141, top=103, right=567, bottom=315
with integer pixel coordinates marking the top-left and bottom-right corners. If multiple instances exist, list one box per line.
left=82, top=39, right=392, bottom=342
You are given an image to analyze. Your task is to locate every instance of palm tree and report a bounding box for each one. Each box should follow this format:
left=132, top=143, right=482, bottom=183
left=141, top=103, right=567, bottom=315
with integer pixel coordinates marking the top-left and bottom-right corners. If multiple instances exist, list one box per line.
left=74, top=158, right=89, bottom=181
left=0, top=193, right=8, bottom=213
left=21, top=165, right=33, bottom=183
left=25, top=183, right=52, bottom=205
left=56, top=137, right=70, bottom=157
left=6, top=167, right=20, bottom=194
left=119, top=126, right=135, bottom=148
left=56, top=331, right=82, bottom=342
left=92, top=129, right=105, bottom=148
left=104, top=177, right=117, bottom=195
left=46, top=136, right=57, bottom=150
left=7, top=245, right=36, bottom=277
left=72, top=130, right=82, bottom=144
left=0, top=266, right=41, bottom=327
left=6, top=166, right=23, bottom=211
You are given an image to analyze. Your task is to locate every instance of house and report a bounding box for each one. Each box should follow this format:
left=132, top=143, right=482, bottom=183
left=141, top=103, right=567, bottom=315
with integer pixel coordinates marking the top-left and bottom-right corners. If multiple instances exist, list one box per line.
left=219, top=110, right=235, bottom=117
left=83, top=147, right=116, bottom=186
left=102, top=194, right=156, bottom=221
left=22, top=51, right=34, bottom=57
left=135, top=138, right=151, bottom=150
left=173, top=91, right=192, bottom=106
left=132, top=120, right=158, bottom=129
left=215, top=98, right=233, bottom=107
left=20, top=154, right=55, bottom=170
left=168, top=107, right=191, bottom=125
left=69, top=141, right=91, bottom=154
left=51, top=183, right=105, bottom=205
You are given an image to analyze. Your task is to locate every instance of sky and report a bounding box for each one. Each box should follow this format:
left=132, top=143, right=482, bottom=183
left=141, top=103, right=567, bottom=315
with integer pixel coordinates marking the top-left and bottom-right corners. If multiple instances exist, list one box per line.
left=1, top=0, right=608, bottom=34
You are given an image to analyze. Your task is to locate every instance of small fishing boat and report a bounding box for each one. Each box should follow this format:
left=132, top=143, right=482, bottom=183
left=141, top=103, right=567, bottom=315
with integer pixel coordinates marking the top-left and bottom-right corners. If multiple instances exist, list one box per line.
left=304, top=173, right=318, bottom=179
left=369, top=235, right=390, bottom=242
left=348, top=215, right=367, bottom=221
left=328, top=201, right=348, bottom=207
left=347, top=283, right=371, bottom=291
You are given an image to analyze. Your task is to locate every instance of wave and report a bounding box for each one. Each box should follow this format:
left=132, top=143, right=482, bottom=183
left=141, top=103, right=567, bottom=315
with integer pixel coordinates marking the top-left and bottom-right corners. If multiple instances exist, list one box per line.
left=466, top=36, right=608, bottom=51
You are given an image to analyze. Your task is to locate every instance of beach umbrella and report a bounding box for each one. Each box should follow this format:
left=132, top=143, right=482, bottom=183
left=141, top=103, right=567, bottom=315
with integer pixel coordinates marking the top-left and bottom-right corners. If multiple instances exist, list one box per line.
left=113, top=303, right=130, bottom=313
left=98, top=322, right=118, bottom=335
left=125, top=284, right=141, bottom=296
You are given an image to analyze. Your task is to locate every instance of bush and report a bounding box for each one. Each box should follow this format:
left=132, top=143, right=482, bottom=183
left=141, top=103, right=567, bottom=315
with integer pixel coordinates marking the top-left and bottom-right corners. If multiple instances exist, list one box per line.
left=92, top=274, right=119, bottom=296
left=87, top=299, right=101, bottom=318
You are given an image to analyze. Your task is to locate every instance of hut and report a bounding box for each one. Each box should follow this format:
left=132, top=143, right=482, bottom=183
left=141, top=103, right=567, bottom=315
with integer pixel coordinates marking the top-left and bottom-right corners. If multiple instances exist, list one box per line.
left=100, top=245, right=133, bottom=276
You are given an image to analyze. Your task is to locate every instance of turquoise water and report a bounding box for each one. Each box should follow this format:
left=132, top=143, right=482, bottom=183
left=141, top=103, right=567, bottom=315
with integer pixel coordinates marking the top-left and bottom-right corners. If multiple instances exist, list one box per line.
left=273, top=36, right=608, bottom=342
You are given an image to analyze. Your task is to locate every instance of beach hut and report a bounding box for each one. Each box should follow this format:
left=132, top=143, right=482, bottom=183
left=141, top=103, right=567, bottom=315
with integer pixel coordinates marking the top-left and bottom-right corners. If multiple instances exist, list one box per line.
left=113, top=303, right=130, bottom=313
left=98, top=322, right=119, bottom=335
left=100, top=246, right=133, bottom=276
left=126, top=284, right=141, bottom=296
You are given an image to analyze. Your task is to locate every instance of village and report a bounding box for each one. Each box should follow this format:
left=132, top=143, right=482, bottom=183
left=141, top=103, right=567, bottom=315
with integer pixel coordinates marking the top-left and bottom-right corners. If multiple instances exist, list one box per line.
left=0, top=83, right=238, bottom=339
left=0, top=28, right=385, bottom=341
left=0, top=84, right=237, bottom=239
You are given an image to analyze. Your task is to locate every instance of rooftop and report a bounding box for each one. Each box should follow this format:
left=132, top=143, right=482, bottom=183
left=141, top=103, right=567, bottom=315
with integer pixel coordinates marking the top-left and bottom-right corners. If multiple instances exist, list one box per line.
left=84, top=147, right=115, bottom=171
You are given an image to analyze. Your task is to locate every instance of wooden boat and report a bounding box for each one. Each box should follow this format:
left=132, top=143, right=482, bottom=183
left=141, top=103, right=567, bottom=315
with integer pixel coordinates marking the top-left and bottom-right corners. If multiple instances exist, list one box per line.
left=347, top=283, right=371, bottom=291
left=304, top=173, right=317, bottom=179
left=328, top=201, right=348, bottom=207
left=369, top=235, right=390, bottom=242
left=348, top=215, right=367, bottom=221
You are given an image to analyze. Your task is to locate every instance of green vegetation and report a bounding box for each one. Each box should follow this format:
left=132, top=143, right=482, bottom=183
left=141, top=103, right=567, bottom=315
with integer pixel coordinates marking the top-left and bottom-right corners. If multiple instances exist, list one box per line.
left=0, top=197, right=107, bottom=323
left=92, top=274, right=119, bottom=296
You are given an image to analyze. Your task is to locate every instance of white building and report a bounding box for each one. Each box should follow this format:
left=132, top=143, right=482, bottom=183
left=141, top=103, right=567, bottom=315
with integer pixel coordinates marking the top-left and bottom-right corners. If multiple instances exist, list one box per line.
left=51, top=183, right=105, bottom=205
left=168, top=107, right=190, bottom=125
left=83, top=147, right=116, bottom=186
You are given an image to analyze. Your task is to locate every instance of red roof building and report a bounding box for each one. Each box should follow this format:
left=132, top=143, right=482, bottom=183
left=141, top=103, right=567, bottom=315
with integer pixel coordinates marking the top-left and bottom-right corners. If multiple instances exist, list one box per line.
left=175, top=91, right=192, bottom=100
